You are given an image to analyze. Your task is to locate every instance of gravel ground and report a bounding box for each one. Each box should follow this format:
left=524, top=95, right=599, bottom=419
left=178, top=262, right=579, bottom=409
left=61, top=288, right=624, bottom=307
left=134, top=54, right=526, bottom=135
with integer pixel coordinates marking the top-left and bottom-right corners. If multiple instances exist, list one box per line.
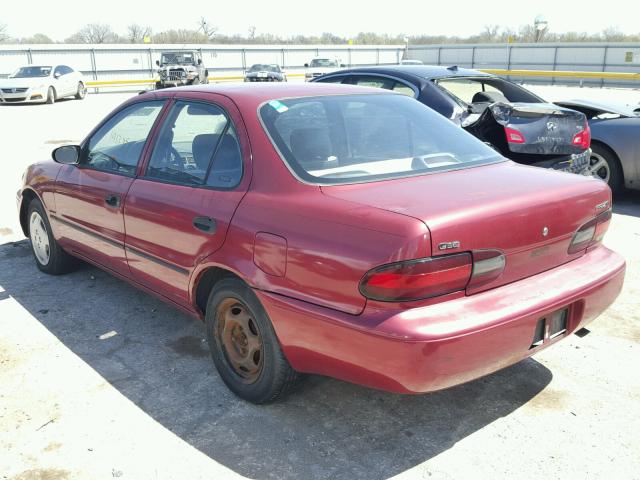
left=0, top=87, right=639, bottom=480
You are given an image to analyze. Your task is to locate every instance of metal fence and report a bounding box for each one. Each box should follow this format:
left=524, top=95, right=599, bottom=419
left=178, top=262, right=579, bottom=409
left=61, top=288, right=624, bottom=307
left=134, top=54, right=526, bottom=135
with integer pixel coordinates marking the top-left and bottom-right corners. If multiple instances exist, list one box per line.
left=0, top=44, right=405, bottom=82
left=408, top=42, right=640, bottom=87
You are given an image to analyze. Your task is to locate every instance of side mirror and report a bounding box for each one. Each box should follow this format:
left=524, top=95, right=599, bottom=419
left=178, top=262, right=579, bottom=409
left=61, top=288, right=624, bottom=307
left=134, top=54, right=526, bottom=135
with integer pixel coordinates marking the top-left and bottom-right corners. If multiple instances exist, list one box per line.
left=52, top=145, right=80, bottom=165
left=54, top=72, right=61, bottom=79
left=197, top=58, right=202, bottom=65
left=155, top=60, right=160, bottom=66
left=304, top=63, right=309, bottom=68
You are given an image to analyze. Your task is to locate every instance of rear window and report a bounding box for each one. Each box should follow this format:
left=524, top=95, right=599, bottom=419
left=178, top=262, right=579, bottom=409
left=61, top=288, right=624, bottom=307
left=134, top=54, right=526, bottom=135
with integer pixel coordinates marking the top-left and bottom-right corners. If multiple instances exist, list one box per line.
left=259, top=94, right=503, bottom=185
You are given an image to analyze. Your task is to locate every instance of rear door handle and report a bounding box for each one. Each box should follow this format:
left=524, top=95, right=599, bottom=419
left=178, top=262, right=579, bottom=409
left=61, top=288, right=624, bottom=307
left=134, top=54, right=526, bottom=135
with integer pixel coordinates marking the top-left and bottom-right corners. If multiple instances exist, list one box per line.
left=105, top=194, right=121, bottom=207
left=193, top=216, right=217, bottom=234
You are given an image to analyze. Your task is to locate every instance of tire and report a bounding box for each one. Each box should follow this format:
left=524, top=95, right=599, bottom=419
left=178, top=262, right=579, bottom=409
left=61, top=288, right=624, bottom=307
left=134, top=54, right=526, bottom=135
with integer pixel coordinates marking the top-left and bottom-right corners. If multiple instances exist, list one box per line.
left=588, top=143, right=623, bottom=195
left=190, top=76, right=201, bottom=86
left=155, top=82, right=163, bottom=90
left=204, top=71, right=209, bottom=84
left=46, top=87, right=55, bottom=104
left=75, top=82, right=86, bottom=100
left=27, top=199, right=78, bottom=275
left=205, top=277, right=298, bottom=403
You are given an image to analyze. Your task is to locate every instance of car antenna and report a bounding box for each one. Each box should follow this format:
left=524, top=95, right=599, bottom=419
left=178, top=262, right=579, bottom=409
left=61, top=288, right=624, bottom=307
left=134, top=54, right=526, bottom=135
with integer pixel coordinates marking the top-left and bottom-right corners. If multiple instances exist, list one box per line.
left=447, top=65, right=459, bottom=71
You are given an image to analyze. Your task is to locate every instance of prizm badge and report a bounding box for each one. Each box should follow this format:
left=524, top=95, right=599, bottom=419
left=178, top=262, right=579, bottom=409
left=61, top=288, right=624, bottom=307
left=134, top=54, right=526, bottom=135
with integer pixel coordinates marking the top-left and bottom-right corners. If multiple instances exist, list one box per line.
left=438, top=241, right=460, bottom=251
left=595, top=200, right=610, bottom=211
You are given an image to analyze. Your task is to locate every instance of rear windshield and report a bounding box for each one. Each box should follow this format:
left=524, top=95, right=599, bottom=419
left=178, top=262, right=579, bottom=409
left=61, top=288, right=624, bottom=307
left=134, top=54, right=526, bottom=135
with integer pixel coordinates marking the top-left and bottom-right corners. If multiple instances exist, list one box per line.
left=259, top=93, right=504, bottom=185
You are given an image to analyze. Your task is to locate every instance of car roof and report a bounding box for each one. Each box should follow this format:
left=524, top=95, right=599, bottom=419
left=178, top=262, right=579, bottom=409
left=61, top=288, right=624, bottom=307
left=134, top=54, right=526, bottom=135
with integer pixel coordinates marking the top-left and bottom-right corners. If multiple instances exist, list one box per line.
left=324, top=64, right=493, bottom=80
left=152, top=82, right=390, bottom=104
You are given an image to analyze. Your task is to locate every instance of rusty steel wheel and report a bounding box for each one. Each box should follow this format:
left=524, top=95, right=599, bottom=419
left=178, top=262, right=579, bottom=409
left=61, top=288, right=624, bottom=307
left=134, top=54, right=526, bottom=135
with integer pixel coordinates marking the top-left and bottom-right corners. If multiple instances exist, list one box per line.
left=206, top=277, right=299, bottom=403
left=216, top=298, right=263, bottom=383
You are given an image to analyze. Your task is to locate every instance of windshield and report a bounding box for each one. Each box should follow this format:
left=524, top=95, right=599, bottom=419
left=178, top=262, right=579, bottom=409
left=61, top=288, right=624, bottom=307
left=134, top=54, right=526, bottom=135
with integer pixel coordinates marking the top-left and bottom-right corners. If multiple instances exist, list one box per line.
left=249, top=64, right=279, bottom=72
left=260, top=94, right=504, bottom=185
left=310, top=59, right=338, bottom=68
left=10, top=66, right=52, bottom=78
left=161, top=52, right=195, bottom=65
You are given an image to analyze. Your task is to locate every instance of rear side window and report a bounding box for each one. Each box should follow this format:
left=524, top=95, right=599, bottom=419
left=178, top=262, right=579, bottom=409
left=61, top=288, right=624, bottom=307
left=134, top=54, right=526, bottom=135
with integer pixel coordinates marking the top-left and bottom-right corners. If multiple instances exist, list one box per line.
left=436, top=77, right=544, bottom=105
left=84, top=101, right=165, bottom=175
left=146, top=101, right=242, bottom=188
left=260, top=94, right=503, bottom=185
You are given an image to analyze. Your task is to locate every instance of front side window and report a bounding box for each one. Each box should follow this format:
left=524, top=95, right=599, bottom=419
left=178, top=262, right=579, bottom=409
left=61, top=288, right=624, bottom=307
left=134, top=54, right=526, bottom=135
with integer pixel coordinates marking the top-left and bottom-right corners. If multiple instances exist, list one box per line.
left=84, top=101, right=165, bottom=175
left=260, top=94, right=503, bottom=185
left=146, top=101, right=242, bottom=188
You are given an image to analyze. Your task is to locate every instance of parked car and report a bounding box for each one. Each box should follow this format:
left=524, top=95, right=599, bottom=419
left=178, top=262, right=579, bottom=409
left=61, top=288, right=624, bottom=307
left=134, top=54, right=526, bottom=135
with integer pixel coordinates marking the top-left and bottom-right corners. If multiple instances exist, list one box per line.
left=18, top=83, right=625, bottom=404
left=155, top=51, right=208, bottom=89
left=554, top=99, right=640, bottom=193
left=312, top=65, right=591, bottom=175
left=244, top=64, right=286, bottom=82
left=0, top=65, right=86, bottom=104
left=304, top=57, right=344, bottom=81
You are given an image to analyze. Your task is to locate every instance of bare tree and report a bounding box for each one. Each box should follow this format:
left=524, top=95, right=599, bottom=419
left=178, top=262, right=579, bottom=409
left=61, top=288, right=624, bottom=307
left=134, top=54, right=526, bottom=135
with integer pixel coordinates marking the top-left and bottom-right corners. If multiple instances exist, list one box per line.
left=198, top=17, right=218, bottom=41
left=20, top=33, right=54, bottom=44
left=248, top=26, right=257, bottom=40
left=601, top=27, right=625, bottom=41
left=127, top=24, right=152, bottom=43
left=65, top=23, right=118, bottom=43
left=154, top=29, right=209, bottom=44
left=0, top=23, right=8, bottom=43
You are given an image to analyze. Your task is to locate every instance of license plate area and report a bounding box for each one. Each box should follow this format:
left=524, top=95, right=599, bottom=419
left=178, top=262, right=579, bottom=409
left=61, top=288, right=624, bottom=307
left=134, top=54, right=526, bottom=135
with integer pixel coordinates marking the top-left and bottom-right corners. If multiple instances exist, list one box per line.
left=530, top=308, right=568, bottom=349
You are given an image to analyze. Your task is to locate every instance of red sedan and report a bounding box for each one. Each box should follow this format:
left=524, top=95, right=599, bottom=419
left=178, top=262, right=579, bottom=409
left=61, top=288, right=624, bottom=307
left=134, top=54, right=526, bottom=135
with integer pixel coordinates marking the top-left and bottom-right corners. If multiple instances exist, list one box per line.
left=17, top=83, right=625, bottom=403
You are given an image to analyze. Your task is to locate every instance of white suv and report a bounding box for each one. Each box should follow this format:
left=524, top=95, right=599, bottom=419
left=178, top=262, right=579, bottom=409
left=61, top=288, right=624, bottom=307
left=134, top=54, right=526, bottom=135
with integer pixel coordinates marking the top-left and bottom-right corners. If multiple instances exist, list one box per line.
left=304, top=57, right=344, bottom=81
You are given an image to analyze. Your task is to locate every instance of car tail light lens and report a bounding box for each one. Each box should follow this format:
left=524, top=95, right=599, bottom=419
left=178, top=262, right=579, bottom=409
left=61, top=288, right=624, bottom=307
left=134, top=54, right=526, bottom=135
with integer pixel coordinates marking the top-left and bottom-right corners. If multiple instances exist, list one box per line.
left=572, top=120, right=591, bottom=150
left=359, top=253, right=472, bottom=302
left=468, top=250, right=506, bottom=289
left=568, top=209, right=612, bottom=254
left=505, top=126, right=526, bottom=144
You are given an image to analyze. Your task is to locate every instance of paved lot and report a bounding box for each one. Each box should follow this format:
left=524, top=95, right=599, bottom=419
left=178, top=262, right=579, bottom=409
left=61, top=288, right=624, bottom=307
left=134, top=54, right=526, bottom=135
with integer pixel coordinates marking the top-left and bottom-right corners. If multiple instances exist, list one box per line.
left=0, top=88, right=639, bottom=480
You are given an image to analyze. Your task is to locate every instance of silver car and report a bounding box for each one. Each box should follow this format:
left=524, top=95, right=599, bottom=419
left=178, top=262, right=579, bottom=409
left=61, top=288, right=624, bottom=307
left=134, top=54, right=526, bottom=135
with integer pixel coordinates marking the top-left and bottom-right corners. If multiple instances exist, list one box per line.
left=0, top=65, right=86, bottom=104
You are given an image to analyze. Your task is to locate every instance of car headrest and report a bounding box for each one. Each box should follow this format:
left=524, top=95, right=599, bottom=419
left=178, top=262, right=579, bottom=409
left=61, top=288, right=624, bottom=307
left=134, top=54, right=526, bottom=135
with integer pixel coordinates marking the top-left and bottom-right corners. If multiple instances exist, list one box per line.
left=472, top=91, right=508, bottom=104
left=289, top=128, right=332, bottom=169
left=192, top=134, right=221, bottom=170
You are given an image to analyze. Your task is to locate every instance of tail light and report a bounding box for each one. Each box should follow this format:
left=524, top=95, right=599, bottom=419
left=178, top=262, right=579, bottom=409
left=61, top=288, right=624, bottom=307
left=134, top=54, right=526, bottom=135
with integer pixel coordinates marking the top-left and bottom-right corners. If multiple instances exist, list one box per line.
left=505, top=126, right=526, bottom=144
left=359, top=250, right=506, bottom=302
left=568, top=209, right=612, bottom=254
left=572, top=120, right=591, bottom=150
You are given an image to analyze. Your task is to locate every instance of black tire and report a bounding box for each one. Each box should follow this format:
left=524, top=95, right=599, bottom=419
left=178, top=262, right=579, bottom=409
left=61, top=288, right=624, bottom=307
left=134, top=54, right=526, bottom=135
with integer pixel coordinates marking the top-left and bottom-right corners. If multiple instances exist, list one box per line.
left=205, top=277, right=298, bottom=403
left=75, top=82, right=86, bottom=100
left=189, top=76, right=200, bottom=86
left=155, top=81, right=163, bottom=90
left=46, top=87, right=55, bottom=104
left=589, top=143, right=623, bottom=195
left=204, top=71, right=209, bottom=84
left=27, top=199, right=78, bottom=275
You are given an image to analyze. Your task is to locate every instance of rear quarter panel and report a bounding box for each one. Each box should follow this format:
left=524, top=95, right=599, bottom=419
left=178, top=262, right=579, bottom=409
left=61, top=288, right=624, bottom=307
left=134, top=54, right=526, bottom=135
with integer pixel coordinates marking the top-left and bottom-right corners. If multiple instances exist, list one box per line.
left=590, top=118, right=640, bottom=189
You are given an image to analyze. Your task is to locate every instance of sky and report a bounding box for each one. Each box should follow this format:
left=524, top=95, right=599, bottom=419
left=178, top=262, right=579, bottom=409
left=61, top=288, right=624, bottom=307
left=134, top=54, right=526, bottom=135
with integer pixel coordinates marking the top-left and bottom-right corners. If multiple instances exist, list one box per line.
left=2, top=0, right=638, bottom=40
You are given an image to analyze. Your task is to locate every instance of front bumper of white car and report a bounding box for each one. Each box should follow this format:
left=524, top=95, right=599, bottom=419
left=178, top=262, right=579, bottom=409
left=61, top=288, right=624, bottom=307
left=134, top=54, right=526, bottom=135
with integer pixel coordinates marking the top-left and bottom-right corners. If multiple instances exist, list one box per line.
left=0, top=85, right=49, bottom=103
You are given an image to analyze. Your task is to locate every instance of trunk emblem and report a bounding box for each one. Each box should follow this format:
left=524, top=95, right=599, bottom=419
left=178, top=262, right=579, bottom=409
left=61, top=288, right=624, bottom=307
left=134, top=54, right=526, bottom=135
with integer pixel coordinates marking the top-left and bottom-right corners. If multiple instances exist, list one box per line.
left=438, top=241, right=460, bottom=251
left=542, top=227, right=549, bottom=237
left=546, top=121, right=557, bottom=131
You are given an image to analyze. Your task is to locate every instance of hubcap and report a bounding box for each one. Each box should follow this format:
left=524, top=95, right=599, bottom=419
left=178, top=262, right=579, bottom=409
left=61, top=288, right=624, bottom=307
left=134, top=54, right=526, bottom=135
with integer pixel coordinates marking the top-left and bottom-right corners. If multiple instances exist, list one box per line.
left=217, top=298, right=263, bottom=383
left=29, top=212, right=50, bottom=265
left=587, top=152, right=610, bottom=184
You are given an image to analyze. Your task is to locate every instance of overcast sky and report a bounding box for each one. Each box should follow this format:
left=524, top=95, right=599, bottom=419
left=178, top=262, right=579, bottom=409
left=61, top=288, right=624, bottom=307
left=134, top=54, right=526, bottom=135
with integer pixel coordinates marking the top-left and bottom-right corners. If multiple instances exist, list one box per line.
left=3, top=0, right=638, bottom=40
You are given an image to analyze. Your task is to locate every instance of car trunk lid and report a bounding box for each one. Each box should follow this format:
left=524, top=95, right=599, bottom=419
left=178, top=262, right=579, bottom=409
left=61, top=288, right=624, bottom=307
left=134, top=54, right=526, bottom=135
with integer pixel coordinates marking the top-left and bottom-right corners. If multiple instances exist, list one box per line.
left=466, top=102, right=588, bottom=156
left=321, top=161, right=610, bottom=294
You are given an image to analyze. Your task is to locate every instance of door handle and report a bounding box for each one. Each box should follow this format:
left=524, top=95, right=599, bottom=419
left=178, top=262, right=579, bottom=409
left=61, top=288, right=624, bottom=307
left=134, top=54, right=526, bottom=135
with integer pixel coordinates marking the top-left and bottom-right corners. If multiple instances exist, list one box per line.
left=193, top=216, right=217, bottom=234
left=105, top=194, right=121, bottom=207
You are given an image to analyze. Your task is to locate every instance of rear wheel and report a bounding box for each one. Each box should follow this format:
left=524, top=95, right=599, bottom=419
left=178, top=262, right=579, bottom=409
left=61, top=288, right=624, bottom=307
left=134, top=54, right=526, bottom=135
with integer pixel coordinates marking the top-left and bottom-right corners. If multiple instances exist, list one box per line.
left=27, top=199, right=77, bottom=274
left=46, top=87, right=55, bottom=104
left=205, top=277, right=298, bottom=403
left=75, top=82, right=86, bottom=100
left=587, top=143, right=623, bottom=194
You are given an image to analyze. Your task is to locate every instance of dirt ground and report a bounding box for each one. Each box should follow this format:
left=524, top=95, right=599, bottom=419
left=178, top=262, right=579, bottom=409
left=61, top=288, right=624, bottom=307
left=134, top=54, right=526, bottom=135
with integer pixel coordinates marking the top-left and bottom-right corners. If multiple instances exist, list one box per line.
left=0, top=89, right=639, bottom=480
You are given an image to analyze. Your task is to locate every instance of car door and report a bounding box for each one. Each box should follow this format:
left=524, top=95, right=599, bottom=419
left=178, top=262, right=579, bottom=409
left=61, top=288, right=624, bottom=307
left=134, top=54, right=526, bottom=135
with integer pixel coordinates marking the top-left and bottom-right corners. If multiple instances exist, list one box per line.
left=123, top=93, right=250, bottom=305
left=54, top=100, right=167, bottom=277
left=52, top=65, right=70, bottom=97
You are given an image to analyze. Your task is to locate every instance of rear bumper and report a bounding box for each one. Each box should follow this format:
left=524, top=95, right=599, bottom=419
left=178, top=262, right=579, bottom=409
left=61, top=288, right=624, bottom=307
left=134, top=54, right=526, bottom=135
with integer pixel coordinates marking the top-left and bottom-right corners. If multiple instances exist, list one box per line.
left=256, top=246, right=625, bottom=394
left=531, top=149, right=591, bottom=174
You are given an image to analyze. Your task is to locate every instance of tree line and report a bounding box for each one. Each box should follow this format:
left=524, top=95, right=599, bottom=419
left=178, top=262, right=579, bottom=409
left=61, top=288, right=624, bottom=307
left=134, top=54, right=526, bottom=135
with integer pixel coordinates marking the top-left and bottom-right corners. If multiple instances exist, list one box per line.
left=1, top=21, right=639, bottom=45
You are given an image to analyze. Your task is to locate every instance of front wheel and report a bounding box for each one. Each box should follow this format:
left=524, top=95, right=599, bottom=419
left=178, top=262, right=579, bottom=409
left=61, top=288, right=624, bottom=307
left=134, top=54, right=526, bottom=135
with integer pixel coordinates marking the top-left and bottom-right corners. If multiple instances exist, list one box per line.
left=46, top=87, right=55, bottom=104
left=27, top=199, right=78, bottom=274
left=75, top=82, right=86, bottom=100
left=205, top=277, right=298, bottom=403
left=587, top=144, right=623, bottom=194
